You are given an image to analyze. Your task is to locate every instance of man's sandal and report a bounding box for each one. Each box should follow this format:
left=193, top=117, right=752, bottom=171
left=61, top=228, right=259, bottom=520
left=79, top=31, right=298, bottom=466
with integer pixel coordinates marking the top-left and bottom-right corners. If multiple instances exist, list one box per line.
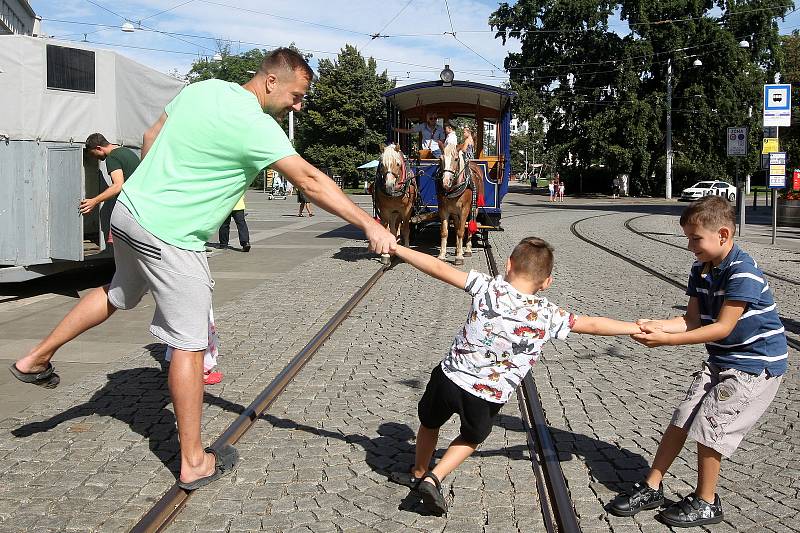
left=177, top=444, right=239, bottom=491
left=418, top=471, right=447, bottom=515
left=9, top=362, right=60, bottom=389
left=388, top=470, right=422, bottom=490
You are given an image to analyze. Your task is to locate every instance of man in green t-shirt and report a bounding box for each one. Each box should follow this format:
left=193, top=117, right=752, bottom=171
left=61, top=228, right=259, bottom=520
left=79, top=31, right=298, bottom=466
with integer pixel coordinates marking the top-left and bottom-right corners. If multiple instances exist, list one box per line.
left=81, top=133, right=140, bottom=216
left=11, top=47, right=397, bottom=491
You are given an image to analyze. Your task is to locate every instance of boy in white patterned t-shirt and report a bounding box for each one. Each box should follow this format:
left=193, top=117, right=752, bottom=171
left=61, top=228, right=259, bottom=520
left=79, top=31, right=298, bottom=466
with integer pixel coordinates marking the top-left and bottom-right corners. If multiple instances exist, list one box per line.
left=389, top=237, right=641, bottom=515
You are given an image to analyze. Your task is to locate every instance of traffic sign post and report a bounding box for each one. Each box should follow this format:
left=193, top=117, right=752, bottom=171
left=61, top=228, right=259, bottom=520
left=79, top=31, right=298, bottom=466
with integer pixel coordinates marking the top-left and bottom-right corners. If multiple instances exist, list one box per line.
left=727, top=127, right=748, bottom=236
left=763, top=84, right=791, bottom=127
left=768, top=152, right=786, bottom=244
left=726, top=127, right=747, bottom=156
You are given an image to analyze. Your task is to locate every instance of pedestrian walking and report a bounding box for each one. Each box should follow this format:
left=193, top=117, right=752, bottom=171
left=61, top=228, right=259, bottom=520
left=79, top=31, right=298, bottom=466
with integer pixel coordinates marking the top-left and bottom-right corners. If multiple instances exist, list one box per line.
left=558, top=180, right=565, bottom=201
left=9, top=47, right=397, bottom=491
left=610, top=196, right=787, bottom=527
left=387, top=238, right=641, bottom=515
left=297, top=187, right=313, bottom=216
left=218, top=194, right=251, bottom=252
left=612, top=176, right=621, bottom=199
left=547, top=179, right=555, bottom=201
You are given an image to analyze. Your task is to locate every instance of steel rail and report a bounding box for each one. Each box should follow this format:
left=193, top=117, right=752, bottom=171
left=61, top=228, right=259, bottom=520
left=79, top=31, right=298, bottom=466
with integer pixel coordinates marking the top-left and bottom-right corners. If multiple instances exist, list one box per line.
left=484, top=239, right=581, bottom=533
left=130, top=260, right=394, bottom=533
left=623, top=214, right=800, bottom=286
left=571, top=215, right=800, bottom=352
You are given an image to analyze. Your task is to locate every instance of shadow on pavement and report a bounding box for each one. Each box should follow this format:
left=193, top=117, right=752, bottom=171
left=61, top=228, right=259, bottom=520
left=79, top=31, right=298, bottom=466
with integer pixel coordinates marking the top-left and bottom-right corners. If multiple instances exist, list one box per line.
left=10, top=344, right=245, bottom=478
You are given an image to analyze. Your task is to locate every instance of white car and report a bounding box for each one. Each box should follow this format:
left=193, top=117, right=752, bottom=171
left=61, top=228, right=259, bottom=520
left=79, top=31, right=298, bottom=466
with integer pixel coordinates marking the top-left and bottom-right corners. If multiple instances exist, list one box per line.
left=680, top=181, right=736, bottom=202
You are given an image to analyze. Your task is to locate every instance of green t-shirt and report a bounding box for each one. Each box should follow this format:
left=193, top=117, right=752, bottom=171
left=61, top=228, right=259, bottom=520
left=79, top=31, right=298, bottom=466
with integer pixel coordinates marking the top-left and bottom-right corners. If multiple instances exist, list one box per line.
left=106, top=146, right=140, bottom=180
left=118, top=80, right=296, bottom=250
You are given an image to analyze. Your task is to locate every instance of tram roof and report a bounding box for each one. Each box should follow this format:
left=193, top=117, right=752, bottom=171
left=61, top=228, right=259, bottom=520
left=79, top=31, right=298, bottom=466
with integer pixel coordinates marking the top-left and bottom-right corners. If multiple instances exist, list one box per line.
left=383, top=80, right=515, bottom=113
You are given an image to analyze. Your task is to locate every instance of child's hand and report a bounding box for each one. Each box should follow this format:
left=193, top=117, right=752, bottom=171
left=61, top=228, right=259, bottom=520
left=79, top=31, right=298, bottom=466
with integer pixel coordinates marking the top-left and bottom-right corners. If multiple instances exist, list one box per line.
left=638, top=320, right=666, bottom=333
left=631, top=330, right=672, bottom=347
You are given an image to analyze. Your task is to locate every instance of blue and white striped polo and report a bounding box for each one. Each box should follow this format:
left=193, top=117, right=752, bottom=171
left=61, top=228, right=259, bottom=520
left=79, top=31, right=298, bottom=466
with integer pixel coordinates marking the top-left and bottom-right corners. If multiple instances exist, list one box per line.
left=687, top=245, right=788, bottom=376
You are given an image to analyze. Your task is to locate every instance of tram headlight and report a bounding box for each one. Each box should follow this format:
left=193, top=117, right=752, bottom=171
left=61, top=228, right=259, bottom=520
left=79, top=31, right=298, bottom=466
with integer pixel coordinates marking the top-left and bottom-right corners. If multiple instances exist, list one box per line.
left=440, top=64, right=454, bottom=86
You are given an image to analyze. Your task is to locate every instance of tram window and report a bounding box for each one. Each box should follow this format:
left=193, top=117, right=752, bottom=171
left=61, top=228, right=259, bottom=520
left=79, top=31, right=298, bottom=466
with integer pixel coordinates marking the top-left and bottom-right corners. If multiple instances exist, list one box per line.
left=482, top=120, right=497, bottom=157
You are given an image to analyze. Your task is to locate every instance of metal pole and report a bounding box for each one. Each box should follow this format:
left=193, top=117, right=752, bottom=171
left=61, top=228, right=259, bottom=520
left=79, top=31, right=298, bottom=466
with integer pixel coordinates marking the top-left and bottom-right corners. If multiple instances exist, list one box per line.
left=736, top=159, right=744, bottom=236
left=772, top=189, right=778, bottom=244
left=772, top=128, right=779, bottom=244
left=665, top=58, right=673, bottom=200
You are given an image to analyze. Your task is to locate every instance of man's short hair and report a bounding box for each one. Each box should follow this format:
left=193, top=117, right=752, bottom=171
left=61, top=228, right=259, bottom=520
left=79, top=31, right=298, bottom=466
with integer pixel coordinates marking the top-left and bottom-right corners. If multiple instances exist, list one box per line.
left=259, top=47, right=314, bottom=81
left=510, top=237, right=554, bottom=281
left=679, top=195, right=736, bottom=232
left=85, top=133, right=110, bottom=150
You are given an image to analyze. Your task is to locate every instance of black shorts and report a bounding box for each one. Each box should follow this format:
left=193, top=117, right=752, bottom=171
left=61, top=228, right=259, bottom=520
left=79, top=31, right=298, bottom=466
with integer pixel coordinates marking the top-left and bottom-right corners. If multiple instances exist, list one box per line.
left=418, top=365, right=503, bottom=444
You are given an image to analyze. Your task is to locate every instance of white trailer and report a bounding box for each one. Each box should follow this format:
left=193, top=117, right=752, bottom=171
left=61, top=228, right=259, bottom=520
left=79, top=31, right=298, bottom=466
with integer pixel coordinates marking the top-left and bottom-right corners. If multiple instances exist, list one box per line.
left=0, top=35, right=185, bottom=282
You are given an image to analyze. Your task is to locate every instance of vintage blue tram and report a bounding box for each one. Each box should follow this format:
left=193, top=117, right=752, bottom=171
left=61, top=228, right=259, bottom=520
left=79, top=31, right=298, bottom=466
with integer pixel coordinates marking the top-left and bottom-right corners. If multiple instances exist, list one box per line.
left=383, top=79, right=515, bottom=230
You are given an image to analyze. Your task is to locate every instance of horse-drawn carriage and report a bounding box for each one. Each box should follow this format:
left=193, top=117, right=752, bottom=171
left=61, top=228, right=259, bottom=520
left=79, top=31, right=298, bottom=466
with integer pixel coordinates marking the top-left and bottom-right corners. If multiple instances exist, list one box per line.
left=373, top=79, right=514, bottom=264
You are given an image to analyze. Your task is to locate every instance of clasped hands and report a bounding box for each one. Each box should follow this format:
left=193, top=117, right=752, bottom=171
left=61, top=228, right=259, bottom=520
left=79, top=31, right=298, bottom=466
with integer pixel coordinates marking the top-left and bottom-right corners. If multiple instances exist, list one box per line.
left=631, top=319, right=673, bottom=347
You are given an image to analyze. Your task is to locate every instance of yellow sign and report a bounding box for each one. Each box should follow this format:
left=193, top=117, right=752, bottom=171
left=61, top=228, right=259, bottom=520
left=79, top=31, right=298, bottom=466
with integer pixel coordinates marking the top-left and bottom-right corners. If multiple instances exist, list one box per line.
left=762, top=138, right=779, bottom=154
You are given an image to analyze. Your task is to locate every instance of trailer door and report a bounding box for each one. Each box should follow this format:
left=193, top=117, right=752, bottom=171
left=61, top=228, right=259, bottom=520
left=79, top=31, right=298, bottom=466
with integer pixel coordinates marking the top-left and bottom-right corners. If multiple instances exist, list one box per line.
left=48, top=147, right=84, bottom=261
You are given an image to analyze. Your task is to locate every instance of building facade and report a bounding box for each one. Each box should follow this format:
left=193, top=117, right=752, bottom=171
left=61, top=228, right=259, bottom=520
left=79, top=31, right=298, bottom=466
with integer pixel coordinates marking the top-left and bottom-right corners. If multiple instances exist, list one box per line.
left=0, top=0, right=38, bottom=36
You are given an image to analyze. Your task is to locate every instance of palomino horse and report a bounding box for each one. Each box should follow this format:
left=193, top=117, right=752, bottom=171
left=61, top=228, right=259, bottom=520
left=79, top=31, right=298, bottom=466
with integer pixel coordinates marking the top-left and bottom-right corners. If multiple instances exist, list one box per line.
left=374, top=144, right=417, bottom=262
left=435, top=144, right=485, bottom=265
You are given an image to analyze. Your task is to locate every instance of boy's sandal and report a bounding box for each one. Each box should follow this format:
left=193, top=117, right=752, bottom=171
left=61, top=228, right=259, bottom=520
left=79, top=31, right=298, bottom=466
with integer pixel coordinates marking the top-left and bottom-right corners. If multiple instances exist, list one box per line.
left=9, top=362, right=60, bottom=389
left=418, top=471, right=447, bottom=515
left=387, top=470, right=422, bottom=490
left=177, top=443, right=239, bottom=491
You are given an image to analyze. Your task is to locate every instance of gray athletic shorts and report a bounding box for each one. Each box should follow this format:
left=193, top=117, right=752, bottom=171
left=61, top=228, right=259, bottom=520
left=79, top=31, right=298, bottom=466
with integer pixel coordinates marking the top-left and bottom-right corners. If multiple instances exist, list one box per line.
left=107, top=203, right=213, bottom=351
left=671, top=361, right=782, bottom=458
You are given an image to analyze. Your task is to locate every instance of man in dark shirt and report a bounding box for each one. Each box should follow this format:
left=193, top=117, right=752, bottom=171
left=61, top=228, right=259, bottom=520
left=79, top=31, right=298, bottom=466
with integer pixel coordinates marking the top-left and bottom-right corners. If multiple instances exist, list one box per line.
left=82, top=133, right=140, bottom=216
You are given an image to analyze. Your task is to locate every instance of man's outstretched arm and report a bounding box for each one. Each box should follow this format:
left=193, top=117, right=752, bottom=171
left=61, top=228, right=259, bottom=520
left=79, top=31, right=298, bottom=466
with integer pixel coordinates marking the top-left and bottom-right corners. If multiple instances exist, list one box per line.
left=271, top=155, right=396, bottom=255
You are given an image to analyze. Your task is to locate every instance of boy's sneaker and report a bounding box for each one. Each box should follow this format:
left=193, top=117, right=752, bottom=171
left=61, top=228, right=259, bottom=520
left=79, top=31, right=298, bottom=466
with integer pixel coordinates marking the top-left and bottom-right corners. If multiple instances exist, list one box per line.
left=659, top=493, right=723, bottom=528
left=608, top=481, right=664, bottom=516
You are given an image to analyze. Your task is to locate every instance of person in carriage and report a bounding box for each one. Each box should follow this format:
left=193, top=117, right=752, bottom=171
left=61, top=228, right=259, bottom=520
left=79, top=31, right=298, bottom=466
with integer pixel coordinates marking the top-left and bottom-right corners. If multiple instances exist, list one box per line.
left=393, top=111, right=445, bottom=158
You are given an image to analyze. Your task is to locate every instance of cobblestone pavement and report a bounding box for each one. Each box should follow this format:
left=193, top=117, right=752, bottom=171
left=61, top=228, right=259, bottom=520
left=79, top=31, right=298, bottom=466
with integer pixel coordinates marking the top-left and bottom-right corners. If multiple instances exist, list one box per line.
left=490, top=196, right=799, bottom=533
left=0, top=193, right=797, bottom=532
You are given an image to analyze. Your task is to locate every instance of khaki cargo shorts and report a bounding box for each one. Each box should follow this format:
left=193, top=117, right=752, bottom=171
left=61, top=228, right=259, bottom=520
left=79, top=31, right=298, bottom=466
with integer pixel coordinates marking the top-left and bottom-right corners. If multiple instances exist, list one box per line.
left=671, top=361, right=782, bottom=458
left=107, top=203, right=213, bottom=351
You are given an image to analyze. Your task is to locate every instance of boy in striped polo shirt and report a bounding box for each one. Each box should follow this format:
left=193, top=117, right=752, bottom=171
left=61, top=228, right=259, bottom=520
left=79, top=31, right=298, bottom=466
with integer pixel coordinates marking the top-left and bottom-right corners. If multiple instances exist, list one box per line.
left=609, top=195, right=787, bottom=528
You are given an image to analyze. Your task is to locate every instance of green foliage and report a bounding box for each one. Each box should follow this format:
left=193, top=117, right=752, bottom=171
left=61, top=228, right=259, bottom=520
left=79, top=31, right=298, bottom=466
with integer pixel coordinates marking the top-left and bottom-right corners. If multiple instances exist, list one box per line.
left=186, top=43, right=312, bottom=85
left=294, top=45, right=395, bottom=187
left=781, top=32, right=800, bottom=175
left=186, top=45, right=264, bottom=85
left=490, top=0, right=792, bottom=195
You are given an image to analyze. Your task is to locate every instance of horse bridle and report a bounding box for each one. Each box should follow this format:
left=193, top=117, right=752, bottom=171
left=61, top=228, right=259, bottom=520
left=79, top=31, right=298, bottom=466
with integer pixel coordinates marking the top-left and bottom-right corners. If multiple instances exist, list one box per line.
left=437, top=154, right=470, bottom=197
left=376, top=155, right=413, bottom=198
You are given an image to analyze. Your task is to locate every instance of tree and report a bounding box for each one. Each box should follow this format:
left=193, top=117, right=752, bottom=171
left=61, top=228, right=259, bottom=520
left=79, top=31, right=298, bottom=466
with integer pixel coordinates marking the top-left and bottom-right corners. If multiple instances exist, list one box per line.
left=186, top=43, right=313, bottom=85
left=294, top=45, right=395, bottom=188
left=490, top=0, right=792, bottom=195
left=780, top=31, right=800, bottom=173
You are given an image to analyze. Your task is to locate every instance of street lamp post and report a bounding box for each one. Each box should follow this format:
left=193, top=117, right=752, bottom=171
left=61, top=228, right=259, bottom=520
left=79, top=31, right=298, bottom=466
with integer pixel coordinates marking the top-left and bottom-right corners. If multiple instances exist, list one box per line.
left=518, top=149, right=528, bottom=181
left=666, top=58, right=673, bottom=199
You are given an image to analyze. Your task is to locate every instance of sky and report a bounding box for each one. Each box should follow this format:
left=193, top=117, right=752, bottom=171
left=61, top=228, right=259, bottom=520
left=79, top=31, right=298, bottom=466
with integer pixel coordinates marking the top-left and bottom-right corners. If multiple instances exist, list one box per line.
left=29, top=0, right=800, bottom=86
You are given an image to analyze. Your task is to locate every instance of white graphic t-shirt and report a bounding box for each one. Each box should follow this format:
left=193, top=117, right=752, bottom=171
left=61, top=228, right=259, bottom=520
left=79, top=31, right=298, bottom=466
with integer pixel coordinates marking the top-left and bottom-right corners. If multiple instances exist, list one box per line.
left=441, top=270, right=575, bottom=403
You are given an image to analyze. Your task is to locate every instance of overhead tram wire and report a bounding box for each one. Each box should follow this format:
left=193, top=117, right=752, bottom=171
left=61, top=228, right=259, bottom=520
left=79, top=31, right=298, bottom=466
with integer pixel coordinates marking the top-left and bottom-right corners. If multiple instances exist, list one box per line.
left=39, top=19, right=450, bottom=71
left=80, top=0, right=216, bottom=53
left=360, top=0, right=413, bottom=51
left=138, top=0, right=196, bottom=23
left=197, top=0, right=372, bottom=37
left=377, top=4, right=797, bottom=38
left=47, top=6, right=792, bottom=76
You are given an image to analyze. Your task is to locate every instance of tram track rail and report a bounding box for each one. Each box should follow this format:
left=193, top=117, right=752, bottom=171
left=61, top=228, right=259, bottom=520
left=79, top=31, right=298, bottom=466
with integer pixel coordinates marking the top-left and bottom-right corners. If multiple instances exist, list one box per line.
left=570, top=214, right=800, bottom=353
left=484, top=239, right=581, bottom=533
left=130, top=260, right=394, bottom=533
left=623, top=214, right=800, bottom=286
